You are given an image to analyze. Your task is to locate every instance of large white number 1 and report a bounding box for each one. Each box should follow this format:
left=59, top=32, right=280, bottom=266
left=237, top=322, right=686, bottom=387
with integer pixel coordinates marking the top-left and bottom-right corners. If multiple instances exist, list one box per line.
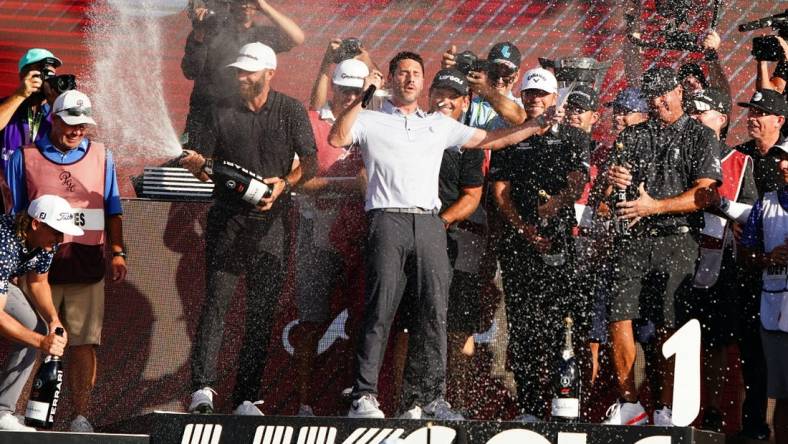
left=662, top=319, right=701, bottom=426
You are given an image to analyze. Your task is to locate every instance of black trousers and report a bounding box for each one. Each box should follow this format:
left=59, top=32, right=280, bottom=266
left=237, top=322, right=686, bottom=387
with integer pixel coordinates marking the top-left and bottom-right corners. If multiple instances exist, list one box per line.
left=739, top=268, right=770, bottom=432
left=499, top=233, right=575, bottom=417
left=353, top=211, right=451, bottom=409
left=191, top=204, right=288, bottom=406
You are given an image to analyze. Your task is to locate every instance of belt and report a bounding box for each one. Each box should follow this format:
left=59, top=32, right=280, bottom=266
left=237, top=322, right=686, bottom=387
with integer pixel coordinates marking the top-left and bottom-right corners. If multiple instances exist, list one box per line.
left=376, top=207, right=439, bottom=215
left=641, top=225, right=691, bottom=237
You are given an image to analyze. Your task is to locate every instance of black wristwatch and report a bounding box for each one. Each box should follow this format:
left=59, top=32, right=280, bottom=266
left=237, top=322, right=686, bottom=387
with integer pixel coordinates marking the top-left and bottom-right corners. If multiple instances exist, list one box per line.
left=281, top=177, right=292, bottom=194
left=112, top=251, right=127, bottom=259
left=201, top=158, right=214, bottom=176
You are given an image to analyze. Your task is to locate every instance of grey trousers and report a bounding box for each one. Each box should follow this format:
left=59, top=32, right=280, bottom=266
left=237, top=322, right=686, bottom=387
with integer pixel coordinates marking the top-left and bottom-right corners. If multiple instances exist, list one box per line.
left=0, top=284, right=46, bottom=414
left=353, top=211, right=451, bottom=409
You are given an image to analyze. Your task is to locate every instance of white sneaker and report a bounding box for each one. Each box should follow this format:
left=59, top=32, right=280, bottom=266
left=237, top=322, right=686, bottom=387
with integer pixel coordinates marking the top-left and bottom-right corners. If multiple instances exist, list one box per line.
left=70, top=415, right=94, bottom=432
left=399, top=405, right=422, bottom=419
left=653, top=407, right=673, bottom=426
left=0, top=412, right=35, bottom=431
left=514, top=413, right=541, bottom=423
left=602, top=400, right=649, bottom=425
left=423, top=398, right=464, bottom=421
left=189, top=387, right=216, bottom=414
left=233, top=401, right=264, bottom=416
left=297, top=405, right=315, bottom=417
left=348, top=394, right=385, bottom=419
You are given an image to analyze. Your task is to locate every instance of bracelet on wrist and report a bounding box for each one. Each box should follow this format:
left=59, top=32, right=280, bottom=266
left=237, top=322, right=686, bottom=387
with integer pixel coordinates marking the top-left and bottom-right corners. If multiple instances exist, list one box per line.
left=112, top=251, right=127, bottom=259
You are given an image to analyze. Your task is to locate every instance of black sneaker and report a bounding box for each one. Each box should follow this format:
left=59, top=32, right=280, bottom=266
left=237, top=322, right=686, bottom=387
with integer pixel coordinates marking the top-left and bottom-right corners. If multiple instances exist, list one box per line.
left=738, top=423, right=771, bottom=441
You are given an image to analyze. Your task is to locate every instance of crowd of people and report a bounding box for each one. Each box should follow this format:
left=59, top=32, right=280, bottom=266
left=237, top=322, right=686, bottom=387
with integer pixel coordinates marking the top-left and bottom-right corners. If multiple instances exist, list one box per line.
left=0, top=1, right=786, bottom=442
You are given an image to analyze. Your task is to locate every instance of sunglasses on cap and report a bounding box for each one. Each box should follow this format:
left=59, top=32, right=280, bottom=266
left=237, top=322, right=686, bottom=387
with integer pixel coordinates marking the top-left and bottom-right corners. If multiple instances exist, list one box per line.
left=56, top=106, right=92, bottom=117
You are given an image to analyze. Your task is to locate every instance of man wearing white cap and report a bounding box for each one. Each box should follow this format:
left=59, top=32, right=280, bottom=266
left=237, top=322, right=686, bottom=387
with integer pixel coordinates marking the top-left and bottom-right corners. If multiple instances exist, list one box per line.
left=181, top=41, right=317, bottom=416
left=285, top=57, right=371, bottom=416
left=0, top=195, right=82, bottom=431
left=5, top=89, right=127, bottom=432
left=489, top=67, right=591, bottom=422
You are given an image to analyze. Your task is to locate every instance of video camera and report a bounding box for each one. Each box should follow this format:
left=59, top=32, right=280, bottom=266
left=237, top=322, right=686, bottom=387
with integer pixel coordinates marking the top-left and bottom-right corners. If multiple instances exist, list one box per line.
left=332, top=38, right=363, bottom=64
left=738, top=10, right=788, bottom=62
left=190, top=0, right=233, bottom=30
left=628, top=0, right=722, bottom=53
left=40, top=68, right=76, bottom=96
left=454, top=51, right=489, bottom=76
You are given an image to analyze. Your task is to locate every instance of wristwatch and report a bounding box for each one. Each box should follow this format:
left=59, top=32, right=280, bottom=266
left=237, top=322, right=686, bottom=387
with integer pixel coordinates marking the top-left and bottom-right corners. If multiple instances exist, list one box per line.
left=201, top=158, right=214, bottom=175
left=112, top=251, right=127, bottom=259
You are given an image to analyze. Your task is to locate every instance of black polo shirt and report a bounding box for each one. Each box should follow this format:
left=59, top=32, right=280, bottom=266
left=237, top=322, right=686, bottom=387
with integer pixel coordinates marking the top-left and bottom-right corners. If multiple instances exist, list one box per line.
left=438, top=148, right=485, bottom=214
left=194, top=90, right=317, bottom=207
left=616, top=114, right=722, bottom=230
left=733, top=135, right=786, bottom=197
left=489, top=124, right=591, bottom=226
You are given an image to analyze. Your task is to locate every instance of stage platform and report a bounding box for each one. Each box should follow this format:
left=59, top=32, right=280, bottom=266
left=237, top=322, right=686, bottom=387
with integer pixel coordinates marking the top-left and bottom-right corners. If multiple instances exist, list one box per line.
left=0, top=430, right=147, bottom=444
left=98, top=411, right=724, bottom=444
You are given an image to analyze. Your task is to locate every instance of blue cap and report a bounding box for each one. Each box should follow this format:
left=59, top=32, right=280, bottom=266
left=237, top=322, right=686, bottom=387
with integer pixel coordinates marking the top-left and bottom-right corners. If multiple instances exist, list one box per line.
left=605, top=87, right=648, bottom=113
left=18, top=48, right=62, bottom=73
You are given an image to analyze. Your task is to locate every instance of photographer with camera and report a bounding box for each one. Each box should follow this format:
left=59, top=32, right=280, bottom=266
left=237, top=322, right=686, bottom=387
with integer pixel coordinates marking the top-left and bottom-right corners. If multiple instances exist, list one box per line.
left=0, top=49, right=76, bottom=176
left=181, top=0, right=304, bottom=147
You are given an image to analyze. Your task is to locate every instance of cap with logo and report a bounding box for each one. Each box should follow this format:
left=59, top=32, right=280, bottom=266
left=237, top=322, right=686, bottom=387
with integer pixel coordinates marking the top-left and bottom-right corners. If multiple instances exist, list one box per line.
left=604, top=87, right=648, bottom=113
left=488, top=42, right=521, bottom=71
left=18, top=48, right=62, bottom=73
left=520, top=67, right=558, bottom=94
left=737, top=89, right=788, bottom=117
left=687, top=88, right=730, bottom=114
left=641, top=67, right=679, bottom=98
left=226, top=42, right=277, bottom=72
left=565, top=84, right=599, bottom=111
left=53, top=90, right=96, bottom=126
left=27, top=195, right=84, bottom=236
left=430, top=68, right=469, bottom=96
left=332, top=59, right=369, bottom=88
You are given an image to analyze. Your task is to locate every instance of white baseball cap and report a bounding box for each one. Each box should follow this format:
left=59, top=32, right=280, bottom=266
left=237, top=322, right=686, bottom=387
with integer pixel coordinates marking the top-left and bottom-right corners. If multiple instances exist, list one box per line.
left=520, top=67, right=558, bottom=94
left=332, top=59, right=369, bottom=88
left=27, top=195, right=84, bottom=236
left=53, top=90, right=96, bottom=126
left=227, top=42, right=277, bottom=72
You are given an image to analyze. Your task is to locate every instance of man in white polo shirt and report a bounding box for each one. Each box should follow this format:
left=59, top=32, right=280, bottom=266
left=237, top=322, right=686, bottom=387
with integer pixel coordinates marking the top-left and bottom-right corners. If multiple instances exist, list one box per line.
left=329, top=51, right=555, bottom=419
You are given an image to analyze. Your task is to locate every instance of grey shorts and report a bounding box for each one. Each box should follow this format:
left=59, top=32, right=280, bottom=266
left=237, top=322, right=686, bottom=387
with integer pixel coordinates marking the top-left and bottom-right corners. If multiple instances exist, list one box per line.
left=761, top=327, right=788, bottom=399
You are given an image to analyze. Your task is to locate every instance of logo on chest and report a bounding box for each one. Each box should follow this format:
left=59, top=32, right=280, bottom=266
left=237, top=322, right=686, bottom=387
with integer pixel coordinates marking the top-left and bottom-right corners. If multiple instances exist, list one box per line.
left=58, top=171, right=75, bottom=192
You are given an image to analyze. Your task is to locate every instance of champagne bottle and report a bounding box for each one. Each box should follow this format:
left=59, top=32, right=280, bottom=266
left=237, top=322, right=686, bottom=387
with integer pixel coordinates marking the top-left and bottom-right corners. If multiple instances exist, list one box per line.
left=613, top=141, right=631, bottom=236
left=551, top=317, right=581, bottom=422
left=203, top=159, right=273, bottom=206
left=25, top=327, right=64, bottom=429
left=537, top=190, right=566, bottom=266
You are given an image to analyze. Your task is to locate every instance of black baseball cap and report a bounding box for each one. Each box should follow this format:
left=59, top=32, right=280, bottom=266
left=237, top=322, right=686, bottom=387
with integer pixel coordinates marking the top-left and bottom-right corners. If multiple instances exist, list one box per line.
left=430, top=68, right=469, bottom=96
left=641, top=67, right=679, bottom=97
left=687, top=88, right=730, bottom=114
left=737, top=89, right=788, bottom=116
left=565, top=84, right=599, bottom=111
left=487, top=42, right=521, bottom=71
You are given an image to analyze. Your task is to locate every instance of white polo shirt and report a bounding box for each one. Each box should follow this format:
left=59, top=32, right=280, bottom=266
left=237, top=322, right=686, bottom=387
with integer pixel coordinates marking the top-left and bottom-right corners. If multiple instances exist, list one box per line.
left=351, top=101, right=477, bottom=212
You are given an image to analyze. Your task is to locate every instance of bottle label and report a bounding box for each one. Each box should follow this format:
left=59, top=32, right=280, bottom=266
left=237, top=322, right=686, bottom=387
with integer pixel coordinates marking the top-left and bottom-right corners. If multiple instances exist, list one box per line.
left=25, top=400, right=49, bottom=422
left=241, top=178, right=270, bottom=205
left=551, top=397, right=579, bottom=418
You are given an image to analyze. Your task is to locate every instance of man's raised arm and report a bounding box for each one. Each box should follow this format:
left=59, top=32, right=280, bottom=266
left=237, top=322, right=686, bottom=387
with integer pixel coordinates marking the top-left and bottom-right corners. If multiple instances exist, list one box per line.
left=328, top=70, right=382, bottom=147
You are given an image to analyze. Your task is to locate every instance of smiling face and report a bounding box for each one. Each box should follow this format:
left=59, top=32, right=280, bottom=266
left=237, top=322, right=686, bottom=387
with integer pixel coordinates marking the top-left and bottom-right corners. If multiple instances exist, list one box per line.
left=236, top=67, right=273, bottom=100
left=566, top=105, right=599, bottom=134
left=388, top=58, right=424, bottom=106
left=332, top=84, right=363, bottom=113
left=50, top=115, right=88, bottom=151
left=521, top=89, right=556, bottom=119
left=429, top=87, right=469, bottom=121
left=487, top=63, right=519, bottom=96
left=648, top=85, right=684, bottom=124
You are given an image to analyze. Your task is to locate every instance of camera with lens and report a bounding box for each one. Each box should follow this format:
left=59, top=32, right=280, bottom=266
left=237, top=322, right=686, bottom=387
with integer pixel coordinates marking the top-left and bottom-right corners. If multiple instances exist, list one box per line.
left=454, top=50, right=489, bottom=76
left=333, top=38, right=363, bottom=64
left=191, top=0, right=232, bottom=30
left=738, top=9, right=788, bottom=62
left=39, top=68, right=77, bottom=95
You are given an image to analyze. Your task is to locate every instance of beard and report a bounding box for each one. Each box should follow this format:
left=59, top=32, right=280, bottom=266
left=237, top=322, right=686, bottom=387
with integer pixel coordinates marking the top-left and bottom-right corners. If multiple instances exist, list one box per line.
left=239, top=77, right=265, bottom=100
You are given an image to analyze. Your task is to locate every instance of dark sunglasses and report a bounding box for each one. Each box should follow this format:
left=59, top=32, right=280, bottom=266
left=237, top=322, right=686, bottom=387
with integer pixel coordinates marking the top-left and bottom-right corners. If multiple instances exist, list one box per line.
left=56, top=106, right=92, bottom=117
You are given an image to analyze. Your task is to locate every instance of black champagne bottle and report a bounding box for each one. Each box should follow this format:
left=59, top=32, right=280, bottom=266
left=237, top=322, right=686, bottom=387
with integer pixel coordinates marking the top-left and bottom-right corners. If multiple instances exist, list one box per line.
left=551, top=317, right=581, bottom=422
left=25, top=327, right=64, bottom=429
